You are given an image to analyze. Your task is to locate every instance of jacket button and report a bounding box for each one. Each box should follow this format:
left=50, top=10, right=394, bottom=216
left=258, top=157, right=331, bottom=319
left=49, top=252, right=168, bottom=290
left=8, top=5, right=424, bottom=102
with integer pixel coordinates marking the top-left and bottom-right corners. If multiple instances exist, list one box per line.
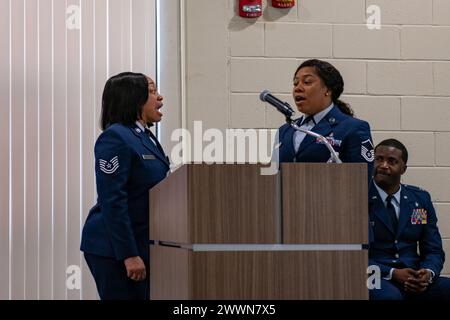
left=395, top=253, right=399, bottom=258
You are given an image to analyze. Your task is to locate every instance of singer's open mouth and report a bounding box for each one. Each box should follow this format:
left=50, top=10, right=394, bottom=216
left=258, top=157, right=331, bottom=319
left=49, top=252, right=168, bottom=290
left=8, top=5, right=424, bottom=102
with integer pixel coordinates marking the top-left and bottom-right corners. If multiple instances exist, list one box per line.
left=295, top=96, right=306, bottom=102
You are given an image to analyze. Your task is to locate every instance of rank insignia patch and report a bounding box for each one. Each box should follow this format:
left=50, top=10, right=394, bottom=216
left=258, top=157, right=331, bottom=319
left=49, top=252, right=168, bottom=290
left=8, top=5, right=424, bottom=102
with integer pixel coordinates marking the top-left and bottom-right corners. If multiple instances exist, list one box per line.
left=99, top=156, right=119, bottom=174
left=361, top=139, right=374, bottom=162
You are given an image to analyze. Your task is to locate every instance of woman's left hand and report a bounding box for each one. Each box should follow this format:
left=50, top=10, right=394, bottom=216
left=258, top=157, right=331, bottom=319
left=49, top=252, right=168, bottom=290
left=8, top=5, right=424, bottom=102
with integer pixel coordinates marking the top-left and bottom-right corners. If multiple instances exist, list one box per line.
left=124, top=256, right=147, bottom=281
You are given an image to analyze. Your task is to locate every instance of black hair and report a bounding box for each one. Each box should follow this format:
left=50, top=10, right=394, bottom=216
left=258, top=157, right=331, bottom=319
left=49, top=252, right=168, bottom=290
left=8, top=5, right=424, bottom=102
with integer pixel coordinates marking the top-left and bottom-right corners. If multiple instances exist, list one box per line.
left=100, top=72, right=149, bottom=130
left=295, top=59, right=354, bottom=117
left=375, top=139, right=409, bottom=164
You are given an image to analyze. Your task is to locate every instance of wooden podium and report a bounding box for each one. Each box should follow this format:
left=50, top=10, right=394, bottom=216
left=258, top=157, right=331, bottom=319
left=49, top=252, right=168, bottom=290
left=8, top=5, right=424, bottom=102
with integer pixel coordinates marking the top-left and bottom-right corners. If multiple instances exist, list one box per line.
left=149, top=163, right=368, bottom=299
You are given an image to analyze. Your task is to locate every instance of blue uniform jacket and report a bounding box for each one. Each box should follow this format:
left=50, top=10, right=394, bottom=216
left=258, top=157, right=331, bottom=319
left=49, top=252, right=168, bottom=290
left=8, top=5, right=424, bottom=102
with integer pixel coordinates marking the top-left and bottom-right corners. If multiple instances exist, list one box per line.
left=277, top=106, right=374, bottom=178
left=369, top=182, right=445, bottom=278
left=80, top=123, right=170, bottom=261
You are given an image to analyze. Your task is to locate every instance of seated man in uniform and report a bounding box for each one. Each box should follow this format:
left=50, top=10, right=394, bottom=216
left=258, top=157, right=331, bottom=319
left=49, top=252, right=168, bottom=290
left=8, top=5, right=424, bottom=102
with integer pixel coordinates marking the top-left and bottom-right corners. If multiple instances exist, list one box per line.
left=369, top=138, right=450, bottom=300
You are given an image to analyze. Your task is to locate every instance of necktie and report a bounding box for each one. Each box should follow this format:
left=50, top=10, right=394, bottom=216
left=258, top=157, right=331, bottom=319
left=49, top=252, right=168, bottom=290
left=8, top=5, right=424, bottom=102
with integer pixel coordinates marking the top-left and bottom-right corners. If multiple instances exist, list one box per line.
left=145, top=128, right=165, bottom=156
left=293, top=115, right=316, bottom=155
left=300, top=115, right=315, bottom=126
left=386, top=195, right=398, bottom=230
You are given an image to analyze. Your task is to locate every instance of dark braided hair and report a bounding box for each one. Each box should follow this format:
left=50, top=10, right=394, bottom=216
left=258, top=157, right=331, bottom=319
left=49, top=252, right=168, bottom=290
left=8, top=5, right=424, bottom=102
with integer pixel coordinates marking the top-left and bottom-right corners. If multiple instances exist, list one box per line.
left=295, top=59, right=354, bottom=117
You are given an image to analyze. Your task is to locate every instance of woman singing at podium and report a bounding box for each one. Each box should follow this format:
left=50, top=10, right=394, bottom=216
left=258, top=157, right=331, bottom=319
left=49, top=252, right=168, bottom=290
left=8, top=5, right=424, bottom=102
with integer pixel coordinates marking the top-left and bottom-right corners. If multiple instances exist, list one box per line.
left=275, top=59, right=374, bottom=178
left=80, top=72, right=170, bottom=300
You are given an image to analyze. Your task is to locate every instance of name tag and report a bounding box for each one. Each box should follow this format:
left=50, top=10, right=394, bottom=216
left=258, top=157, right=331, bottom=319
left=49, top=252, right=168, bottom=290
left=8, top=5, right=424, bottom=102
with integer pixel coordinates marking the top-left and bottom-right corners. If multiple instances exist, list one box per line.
left=142, top=154, right=156, bottom=160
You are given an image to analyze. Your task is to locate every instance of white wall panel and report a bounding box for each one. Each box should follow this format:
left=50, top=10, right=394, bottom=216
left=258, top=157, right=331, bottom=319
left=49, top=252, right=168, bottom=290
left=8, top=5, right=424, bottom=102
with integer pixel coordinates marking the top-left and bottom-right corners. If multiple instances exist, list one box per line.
left=66, top=0, right=81, bottom=301
left=24, top=0, right=39, bottom=300
left=10, top=0, right=26, bottom=300
left=108, top=0, right=122, bottom=76
left=0, top=0, right=11, bottom=301
left=1, top=0, right=156, bottom=300
left=80, top=0, right=98, bottom=300
left=38, top=0, right=54, bottom=301
left=52, top=0, right=68, bottom=300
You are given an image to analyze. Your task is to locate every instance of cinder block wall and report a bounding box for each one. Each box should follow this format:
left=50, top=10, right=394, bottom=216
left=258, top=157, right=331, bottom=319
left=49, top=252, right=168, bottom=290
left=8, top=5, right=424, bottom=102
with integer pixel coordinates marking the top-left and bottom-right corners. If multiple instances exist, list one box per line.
left=183, top=0, right=450, bottom=276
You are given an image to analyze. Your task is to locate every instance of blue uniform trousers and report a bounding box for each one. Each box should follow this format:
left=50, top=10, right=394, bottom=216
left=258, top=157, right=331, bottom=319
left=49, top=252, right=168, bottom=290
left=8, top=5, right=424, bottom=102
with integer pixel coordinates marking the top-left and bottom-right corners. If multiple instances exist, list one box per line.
left=84, top=253, right=150, bottom=300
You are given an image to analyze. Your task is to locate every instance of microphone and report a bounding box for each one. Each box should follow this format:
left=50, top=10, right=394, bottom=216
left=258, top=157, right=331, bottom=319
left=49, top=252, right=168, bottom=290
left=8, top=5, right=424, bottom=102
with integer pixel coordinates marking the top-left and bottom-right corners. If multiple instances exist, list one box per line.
left=259, top=90, right=294, bottom=118
left=259, top=90, right=341, bottom=163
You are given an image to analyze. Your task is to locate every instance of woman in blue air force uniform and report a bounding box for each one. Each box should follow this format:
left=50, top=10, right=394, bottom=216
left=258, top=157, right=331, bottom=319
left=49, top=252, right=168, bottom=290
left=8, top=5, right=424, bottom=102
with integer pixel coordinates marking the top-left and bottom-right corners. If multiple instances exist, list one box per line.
left=80, top=72, right=170, bottom=300
left=276, top=59, right=374, bottom=178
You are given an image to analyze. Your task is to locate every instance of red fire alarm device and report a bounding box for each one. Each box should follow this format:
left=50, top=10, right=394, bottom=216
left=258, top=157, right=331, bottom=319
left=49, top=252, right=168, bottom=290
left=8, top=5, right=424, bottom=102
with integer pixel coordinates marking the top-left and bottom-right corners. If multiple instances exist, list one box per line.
left=272, top=0, right=295, bottom=9
left=239, top=0, right=263, bottom=18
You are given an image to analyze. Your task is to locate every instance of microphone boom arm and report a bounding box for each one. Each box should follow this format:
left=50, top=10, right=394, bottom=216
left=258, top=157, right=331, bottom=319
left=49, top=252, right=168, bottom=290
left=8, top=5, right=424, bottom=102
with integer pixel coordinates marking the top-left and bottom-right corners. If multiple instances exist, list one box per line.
left=289, top=120, right=342, bottom=164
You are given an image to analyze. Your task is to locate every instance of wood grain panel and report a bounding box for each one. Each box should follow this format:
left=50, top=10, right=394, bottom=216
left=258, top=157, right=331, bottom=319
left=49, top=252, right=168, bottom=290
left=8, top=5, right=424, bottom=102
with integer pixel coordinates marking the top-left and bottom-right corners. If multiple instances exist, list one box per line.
left=189, top=164, right=279, bottom=243
left=151, top=164, right=280, bottom=244
left=150, top=245, right=189, bottom=300
left=151, top=246, right=368, bottom=300
left=191, top=250, right=368, bottom=299
left=282, top=163, right=368, bottom=244
left=150, top=165, right=189, bottom=243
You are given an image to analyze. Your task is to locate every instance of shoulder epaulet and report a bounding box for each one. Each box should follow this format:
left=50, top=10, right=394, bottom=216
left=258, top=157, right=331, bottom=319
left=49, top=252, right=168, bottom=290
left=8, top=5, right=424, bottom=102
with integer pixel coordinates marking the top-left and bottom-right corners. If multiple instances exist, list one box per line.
left=403, top=184, right=427, bottom=193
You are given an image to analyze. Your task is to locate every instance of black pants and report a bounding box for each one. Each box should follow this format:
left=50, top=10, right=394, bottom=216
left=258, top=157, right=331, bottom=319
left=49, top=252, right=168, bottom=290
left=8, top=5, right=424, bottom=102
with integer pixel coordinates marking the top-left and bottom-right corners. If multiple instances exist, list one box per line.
left=84, top=253, right=149, bottom=300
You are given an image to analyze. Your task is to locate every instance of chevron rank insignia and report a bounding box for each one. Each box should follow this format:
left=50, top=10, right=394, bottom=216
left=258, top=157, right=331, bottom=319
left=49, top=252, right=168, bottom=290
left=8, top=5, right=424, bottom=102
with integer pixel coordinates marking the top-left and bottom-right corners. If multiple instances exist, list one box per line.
left=361, top=139, right=374, bottom=162
left=99, top=156, right=119, bottom=174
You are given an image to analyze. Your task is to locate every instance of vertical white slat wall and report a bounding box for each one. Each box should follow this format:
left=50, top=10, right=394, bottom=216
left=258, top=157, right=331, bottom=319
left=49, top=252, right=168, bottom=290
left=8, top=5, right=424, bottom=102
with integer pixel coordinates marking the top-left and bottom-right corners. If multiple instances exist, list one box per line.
left=38, top=0, right=54, bottom=301
left=66, top=0, right=81, bottom=301
left=25, top=0, right=39, bottom=300
left=10, top=0, right=26, bottom=300
left=0, top=0, right=11, bottom=302
left=52, top=0, right=67, bottom=300
left=80, top=0, right=97, bottom=301
left=0, top=0, right=157, bottom=300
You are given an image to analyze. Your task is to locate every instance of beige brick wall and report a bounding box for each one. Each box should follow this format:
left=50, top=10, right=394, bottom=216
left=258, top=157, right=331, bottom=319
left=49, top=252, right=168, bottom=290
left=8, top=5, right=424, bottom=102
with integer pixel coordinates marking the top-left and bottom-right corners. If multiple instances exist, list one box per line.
left=182, top=0, right=450, bottom=276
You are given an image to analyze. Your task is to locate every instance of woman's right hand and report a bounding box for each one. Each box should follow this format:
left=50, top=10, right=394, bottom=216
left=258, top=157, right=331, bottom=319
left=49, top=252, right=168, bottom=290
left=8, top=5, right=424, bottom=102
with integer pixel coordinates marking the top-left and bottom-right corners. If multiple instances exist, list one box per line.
left=124, top=256, right=146, bottom=282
